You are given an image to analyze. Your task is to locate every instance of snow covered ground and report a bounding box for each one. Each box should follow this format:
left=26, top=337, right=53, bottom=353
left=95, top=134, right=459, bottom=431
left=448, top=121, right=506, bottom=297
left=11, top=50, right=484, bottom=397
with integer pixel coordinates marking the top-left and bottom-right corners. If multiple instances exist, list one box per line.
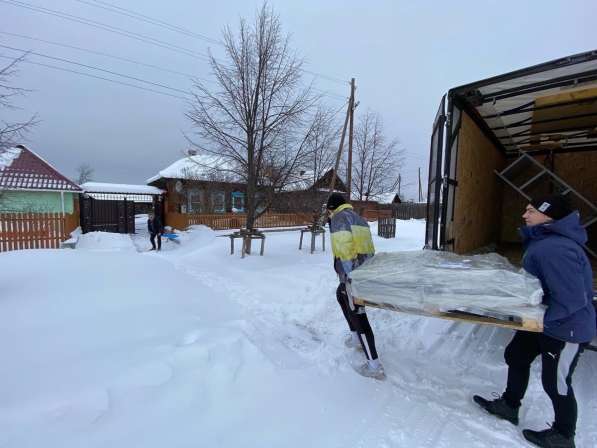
left=1, top=219, right=596, bottom=447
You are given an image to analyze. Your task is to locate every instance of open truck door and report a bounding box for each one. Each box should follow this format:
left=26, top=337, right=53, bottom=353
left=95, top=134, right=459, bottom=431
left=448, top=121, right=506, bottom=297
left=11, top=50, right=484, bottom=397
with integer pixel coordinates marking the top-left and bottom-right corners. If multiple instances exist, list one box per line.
left=425, top=95, right=446, bottom=250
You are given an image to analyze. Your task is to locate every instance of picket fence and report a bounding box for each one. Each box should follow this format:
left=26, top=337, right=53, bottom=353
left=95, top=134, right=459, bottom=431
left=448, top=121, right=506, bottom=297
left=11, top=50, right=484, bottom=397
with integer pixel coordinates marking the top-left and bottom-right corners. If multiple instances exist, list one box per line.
left=0, top=212, right=79, bottom=252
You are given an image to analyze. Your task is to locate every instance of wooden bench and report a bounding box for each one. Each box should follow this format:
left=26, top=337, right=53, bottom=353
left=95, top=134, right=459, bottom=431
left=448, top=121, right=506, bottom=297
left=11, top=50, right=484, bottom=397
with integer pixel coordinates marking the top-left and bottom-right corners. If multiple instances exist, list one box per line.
left=299, top=226, right=326, bottom=254
left=223, top=230, right=266, bottom=258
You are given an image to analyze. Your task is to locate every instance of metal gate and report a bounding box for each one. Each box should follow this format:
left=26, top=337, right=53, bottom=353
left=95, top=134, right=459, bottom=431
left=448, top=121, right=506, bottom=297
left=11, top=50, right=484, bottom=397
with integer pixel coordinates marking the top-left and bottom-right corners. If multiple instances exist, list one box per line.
left=80, top=196, right=135, bottom=233
left=424, top=95, right=446, bottom=249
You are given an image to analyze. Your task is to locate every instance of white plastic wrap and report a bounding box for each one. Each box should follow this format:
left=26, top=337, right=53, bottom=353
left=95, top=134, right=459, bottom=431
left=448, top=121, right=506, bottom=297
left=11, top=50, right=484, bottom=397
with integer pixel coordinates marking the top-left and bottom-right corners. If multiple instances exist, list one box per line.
left=348, top=251, right=546, bottom=324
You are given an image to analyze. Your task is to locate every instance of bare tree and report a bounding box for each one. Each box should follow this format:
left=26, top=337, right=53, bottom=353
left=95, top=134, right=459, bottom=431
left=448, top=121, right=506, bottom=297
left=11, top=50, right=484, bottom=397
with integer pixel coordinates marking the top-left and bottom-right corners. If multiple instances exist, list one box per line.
left=0, top=53, right=37, bottom=210
left=76, top=163, right=94, bottom=185
left=0, top=53, right=37, bottom=151
left=186, top=3, right=317, bottom=231
left=299, top=105, right=341, bottom=186
left=350, top=110, right=405, bottom=201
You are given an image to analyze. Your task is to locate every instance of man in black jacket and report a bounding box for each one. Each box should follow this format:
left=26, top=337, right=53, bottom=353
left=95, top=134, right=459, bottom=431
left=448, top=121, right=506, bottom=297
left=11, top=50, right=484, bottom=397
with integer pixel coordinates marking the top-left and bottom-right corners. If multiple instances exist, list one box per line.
left=148, top=211, right=163, bottom=251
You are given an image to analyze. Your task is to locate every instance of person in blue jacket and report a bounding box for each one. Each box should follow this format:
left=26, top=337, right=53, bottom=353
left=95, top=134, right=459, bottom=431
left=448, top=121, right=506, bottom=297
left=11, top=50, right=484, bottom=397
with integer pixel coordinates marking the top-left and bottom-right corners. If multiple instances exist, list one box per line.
left=474, top=194, right=596, bottom=448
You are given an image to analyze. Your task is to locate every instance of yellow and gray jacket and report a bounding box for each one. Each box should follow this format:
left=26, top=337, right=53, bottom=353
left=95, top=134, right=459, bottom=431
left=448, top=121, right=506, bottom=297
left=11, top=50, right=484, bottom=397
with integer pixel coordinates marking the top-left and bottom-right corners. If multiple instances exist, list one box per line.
left=329, top=203, right=375, bottom=282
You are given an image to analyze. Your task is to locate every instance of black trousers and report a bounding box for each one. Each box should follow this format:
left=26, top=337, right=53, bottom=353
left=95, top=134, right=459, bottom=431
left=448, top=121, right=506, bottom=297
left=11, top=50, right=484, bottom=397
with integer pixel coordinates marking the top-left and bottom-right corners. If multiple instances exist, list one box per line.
left=503, top=331, right=584, bottom=438
left=150, top=233, right=161, bottom=250
left=336, top=283, right=378, bottom=361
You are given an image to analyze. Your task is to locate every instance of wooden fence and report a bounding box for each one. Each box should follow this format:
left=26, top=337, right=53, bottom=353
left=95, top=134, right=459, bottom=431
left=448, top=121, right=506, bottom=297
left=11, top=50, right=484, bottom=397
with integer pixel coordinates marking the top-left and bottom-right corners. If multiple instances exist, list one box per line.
left=165, top=212, right=313, bottom=231
left=378, top=217, right=397, bottom=238
left=392, top=203, right=427, bottom=220
left=0, top=212, right=80, bottom=252
left=362, top=209, right=392, bottom=221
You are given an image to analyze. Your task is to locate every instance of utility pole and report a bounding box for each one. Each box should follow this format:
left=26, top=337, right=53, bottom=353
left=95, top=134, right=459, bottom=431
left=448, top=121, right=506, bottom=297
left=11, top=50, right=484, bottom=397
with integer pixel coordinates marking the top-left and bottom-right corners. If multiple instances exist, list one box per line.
left=398, top=174, right=401, bottom=199
left=318, top=83, right=352, bottom=228
left=347, top=78, right=356, bottom=201
left=418, top=167, right=423, bottom=202
left=327, top=84, right=352, bottom=198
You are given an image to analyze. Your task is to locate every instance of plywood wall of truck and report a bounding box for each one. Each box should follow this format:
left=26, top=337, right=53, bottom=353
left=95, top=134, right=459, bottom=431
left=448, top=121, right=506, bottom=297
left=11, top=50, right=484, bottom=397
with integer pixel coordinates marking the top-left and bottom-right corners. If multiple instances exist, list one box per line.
left=554, top=151, right=597, bottom=251
left=452, top=112, right=507, bottom=254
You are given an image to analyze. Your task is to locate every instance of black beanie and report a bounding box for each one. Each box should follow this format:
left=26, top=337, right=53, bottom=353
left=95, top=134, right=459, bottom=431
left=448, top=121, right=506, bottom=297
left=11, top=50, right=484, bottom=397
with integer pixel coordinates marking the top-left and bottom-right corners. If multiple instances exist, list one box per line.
left=530, top=194, right=572, bottom=220
left=326, top=193, right=347, bottom=211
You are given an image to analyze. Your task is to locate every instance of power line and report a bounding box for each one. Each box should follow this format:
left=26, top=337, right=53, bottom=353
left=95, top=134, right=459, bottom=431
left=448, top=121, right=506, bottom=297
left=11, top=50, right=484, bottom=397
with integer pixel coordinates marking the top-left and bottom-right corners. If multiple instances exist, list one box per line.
left=0, top=30, right=200, bottom=80
left=0, top=54, right=188, bottom=100
left=0, top=45, right=347, bottom=106
left=0, top=30, right=346, bottom=102
left=1, top=0, right=349, bottom=87
left=302, top=69, right=348, bottom=86
left=73, top=0, right=221, bottom=46
left=0, top=43, right=191, bottom=96
left=77, top=0, right=349, bottom=86
left=1, top=0, right=211, bottom=61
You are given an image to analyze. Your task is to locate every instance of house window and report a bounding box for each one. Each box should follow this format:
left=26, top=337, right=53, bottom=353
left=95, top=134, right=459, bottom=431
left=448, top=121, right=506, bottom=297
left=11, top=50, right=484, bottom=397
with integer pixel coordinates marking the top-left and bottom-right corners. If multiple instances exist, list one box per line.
left=211, top=190, right=225, bottom=213
left=187, top=188, right=202, bottom=213
left=231, top=191, right=244, bottom=213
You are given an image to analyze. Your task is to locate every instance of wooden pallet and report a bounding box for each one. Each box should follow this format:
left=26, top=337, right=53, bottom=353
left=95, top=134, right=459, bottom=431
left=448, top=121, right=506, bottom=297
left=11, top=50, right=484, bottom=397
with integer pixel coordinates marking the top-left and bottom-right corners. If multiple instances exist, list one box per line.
left=353, top=297, right=543, bottom=332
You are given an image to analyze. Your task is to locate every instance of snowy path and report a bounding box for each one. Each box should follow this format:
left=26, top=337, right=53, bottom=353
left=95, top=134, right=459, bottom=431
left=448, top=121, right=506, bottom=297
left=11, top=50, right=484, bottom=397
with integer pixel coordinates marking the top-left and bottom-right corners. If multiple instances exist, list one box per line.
left=1, top=221, right=596, bottom=447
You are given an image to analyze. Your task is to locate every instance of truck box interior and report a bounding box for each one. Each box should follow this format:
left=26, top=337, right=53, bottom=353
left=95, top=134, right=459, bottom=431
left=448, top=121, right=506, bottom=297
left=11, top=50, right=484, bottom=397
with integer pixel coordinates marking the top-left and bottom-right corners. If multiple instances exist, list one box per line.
left=426, top=50, right=597, bottom=284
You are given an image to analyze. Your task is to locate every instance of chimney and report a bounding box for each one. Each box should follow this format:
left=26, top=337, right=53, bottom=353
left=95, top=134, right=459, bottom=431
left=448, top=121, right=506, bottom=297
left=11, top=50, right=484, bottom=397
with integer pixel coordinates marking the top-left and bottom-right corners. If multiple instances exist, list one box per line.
left=187, top=148, right=198, bottom=156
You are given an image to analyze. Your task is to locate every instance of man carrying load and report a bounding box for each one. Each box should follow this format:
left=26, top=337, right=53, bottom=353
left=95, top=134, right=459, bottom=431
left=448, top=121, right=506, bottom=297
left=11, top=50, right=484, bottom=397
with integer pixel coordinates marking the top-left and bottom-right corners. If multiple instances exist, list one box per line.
left=326, top=193, right=385, bottom=380
left=474, top=194, right=596, bottom=448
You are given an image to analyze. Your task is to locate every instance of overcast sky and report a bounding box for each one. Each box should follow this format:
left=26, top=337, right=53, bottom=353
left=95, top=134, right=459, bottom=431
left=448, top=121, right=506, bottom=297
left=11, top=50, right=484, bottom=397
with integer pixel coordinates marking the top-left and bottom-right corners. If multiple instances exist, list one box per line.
left=2, top=0, right=596, bottom=200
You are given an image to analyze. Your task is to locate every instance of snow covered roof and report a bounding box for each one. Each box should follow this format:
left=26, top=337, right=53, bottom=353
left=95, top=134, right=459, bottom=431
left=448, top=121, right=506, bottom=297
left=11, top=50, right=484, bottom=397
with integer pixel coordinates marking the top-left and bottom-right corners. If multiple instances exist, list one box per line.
left=373, top=192, right=400, bottom=204
left=0, top=145, right=82, bottom=192
left=282, top=167, right=344, bottom=193
left=147, top=154, right=242, bottom=184
left=283, top=170, right=317, bottom=192
left=81, top=182, right=164, bottom=195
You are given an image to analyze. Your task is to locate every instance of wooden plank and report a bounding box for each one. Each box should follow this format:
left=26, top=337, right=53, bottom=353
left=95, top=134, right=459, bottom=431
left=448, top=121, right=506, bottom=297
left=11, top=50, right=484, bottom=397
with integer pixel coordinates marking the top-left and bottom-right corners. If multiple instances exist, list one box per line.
left=354, top=296, right=543, bottom=333
left=20, top=213, right=26, bottom=250
left=47, top=213, right=53, bottom=248
left=4, top=214, right=10, bottom=251
left=4, top=215, right=8, bottom=251
left=36, top=213, right=42, bottom=249
left=28, top=213, right=34, bottom=250
left=10, top=213, right=16, bottom=251
left=53, top=213, right=60, bottom=247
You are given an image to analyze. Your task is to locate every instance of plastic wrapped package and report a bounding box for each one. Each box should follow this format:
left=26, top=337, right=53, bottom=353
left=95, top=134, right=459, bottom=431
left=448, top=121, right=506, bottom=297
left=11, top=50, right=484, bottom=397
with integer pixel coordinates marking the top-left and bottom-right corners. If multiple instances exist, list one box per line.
left=348, top=251, right=546, bottom=326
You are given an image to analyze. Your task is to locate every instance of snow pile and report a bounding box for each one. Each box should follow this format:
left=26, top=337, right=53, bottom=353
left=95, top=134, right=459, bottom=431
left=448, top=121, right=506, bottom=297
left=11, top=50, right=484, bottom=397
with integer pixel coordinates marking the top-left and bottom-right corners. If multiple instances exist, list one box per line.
left=0, top=147, right=22, bottom=170
left=60, top=226, right=82, bottom=248
left=158, top=225, right=216, bottom=254
left=76, top=231, right=136, bottom=251
left=131, top=219, right=216, bottom=253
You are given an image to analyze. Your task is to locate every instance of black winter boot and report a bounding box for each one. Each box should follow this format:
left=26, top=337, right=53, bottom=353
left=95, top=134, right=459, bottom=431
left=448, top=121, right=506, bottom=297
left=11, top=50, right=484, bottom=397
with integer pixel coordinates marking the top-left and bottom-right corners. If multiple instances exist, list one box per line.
left=522, top=427, right=575, bottom=448
left=473, top=394, right=519, bottom=425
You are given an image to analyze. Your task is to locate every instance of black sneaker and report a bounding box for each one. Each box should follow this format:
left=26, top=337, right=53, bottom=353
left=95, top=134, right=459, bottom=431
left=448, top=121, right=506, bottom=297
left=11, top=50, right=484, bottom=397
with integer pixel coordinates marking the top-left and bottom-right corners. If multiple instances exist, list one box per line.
left=473, top=394, right=519, bottom=425
left=523, top=427, right=575, bottom=448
